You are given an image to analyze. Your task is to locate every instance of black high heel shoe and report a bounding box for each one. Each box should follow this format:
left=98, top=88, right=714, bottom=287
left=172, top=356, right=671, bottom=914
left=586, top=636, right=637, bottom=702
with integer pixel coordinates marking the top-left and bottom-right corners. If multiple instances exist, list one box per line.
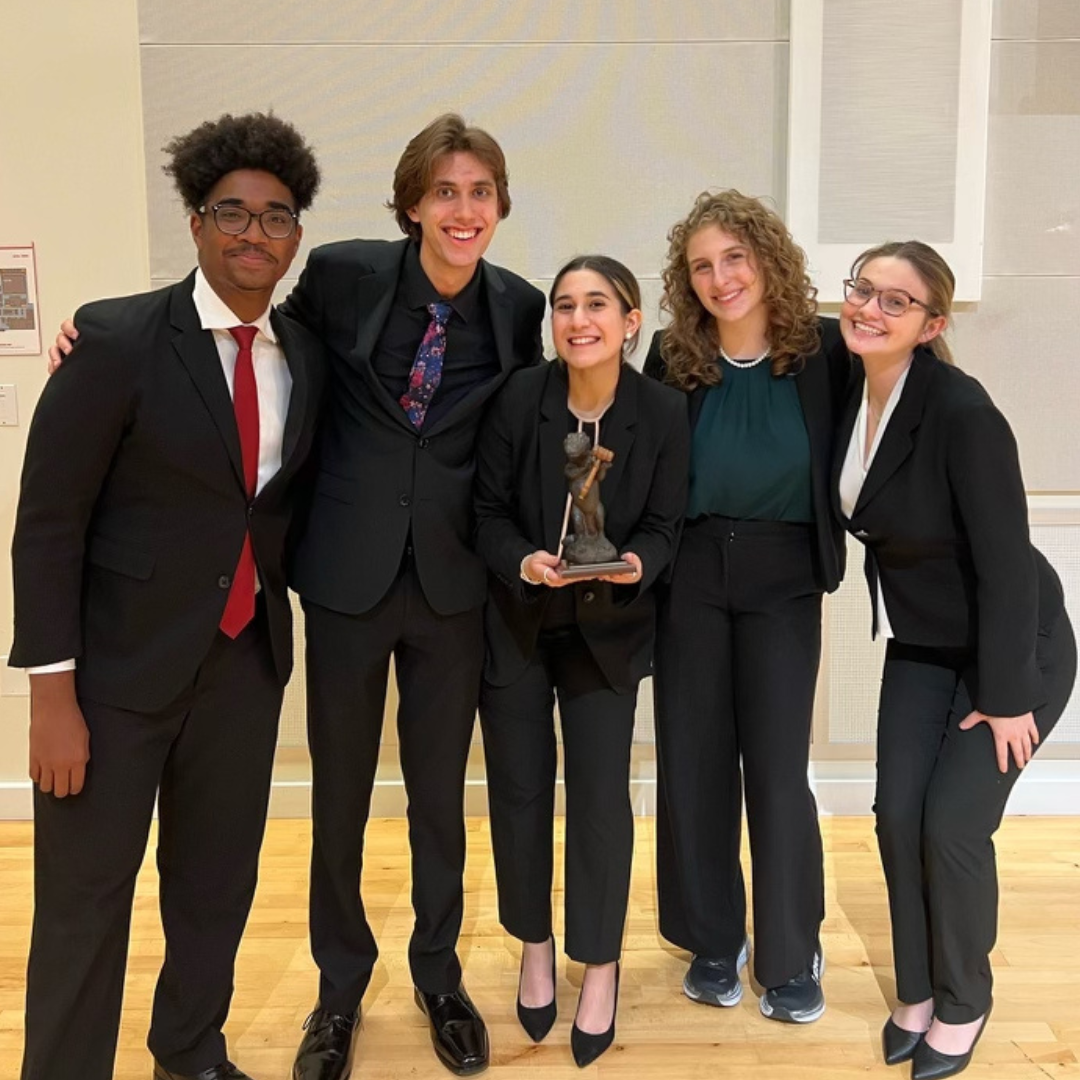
left=571, top=962, right=619, bottom=1068
left=911, top=1005, right=992, bottom=1080
left=516, top=936, right=557, bottom=1042
left=882, top=1016, right=926, bottom=1065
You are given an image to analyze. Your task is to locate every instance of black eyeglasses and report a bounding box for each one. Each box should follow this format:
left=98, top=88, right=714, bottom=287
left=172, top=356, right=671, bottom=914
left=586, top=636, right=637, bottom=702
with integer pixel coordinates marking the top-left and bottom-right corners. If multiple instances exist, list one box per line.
left=843, top=278, right=939, bottom=318
left=199, top=202, right=298, bottom=239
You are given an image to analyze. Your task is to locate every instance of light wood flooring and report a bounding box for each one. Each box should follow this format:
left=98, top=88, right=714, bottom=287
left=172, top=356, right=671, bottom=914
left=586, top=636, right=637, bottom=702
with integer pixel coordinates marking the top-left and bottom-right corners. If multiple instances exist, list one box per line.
left=1, top=816, right=1078, bottom=1078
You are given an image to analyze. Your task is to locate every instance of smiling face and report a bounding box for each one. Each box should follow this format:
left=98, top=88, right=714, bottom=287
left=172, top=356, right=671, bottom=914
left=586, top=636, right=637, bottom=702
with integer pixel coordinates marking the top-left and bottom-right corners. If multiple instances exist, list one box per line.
left=406, top=151, right=500, bottom=297
left=190, top=168, right=301, bottom=323
left=551, top=269, right=642, bottom=375
left=685, top=224, right=768, bottom=336
left=840, top=255, right=947, bottom=362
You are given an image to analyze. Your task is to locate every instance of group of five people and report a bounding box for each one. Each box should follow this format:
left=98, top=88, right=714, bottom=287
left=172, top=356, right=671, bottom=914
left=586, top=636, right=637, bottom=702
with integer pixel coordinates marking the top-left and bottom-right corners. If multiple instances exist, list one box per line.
left=11, top=110, right=1074, bottom=1080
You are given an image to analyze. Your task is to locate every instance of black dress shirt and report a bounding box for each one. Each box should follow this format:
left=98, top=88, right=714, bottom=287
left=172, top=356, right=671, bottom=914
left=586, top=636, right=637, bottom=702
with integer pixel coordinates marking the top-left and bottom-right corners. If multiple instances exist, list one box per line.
left=371, top=243, right=500, bottom=431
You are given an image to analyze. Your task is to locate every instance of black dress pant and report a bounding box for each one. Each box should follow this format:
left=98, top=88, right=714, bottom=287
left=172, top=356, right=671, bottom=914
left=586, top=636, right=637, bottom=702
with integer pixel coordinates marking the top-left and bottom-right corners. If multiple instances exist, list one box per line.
left=875, top=609, right=1076, bottom=1023
left=303, top=562, right=484, bottom=1011
left=654, top=516, right=825, bottom=988
left=479, top=623, right=637, bottom=964
left=21, top=613, right=283, bottom=1080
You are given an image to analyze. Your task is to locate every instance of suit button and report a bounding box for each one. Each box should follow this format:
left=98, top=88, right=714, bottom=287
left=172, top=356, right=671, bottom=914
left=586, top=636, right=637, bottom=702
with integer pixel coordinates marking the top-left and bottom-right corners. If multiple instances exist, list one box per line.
left=418, top=438, right=430, bottom=449
left=582, top=590, right=596, bottom=604
left=399, top=494, right=411, bottom=507
left=247, top=504, right=254, bottom=517
left=218, top=575, right=231, bottom=589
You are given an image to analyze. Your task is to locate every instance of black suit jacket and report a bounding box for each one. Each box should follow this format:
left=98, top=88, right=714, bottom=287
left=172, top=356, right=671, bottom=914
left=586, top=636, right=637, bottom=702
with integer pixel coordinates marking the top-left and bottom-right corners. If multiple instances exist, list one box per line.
left=281, top=238, right=546, bottom=616
left=644, top=317, right=851, bottom=593
left=474, top=361, right=690, bottom=692
left=9, top=273, right=325, bottom=713
left=832, top=346, right=1064, bottom=716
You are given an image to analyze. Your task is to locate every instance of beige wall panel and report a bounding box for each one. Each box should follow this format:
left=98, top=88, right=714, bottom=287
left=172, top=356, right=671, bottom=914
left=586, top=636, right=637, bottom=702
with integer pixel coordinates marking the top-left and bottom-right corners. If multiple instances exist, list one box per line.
left=950, top=277, right=1080, bottom=492
left=993, top=0, right=1080, bottom=40
left=139, top=0, right=789, bottom=44
left=140, top=42, right=787, bottom=285
left=985, top=43, right=1080, bottom=274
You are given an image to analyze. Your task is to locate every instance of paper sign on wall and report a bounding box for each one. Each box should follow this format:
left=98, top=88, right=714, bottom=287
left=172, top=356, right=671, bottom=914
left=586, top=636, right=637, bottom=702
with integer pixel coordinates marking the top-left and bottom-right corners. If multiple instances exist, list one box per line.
left=0, top=245, right=41, bottom=356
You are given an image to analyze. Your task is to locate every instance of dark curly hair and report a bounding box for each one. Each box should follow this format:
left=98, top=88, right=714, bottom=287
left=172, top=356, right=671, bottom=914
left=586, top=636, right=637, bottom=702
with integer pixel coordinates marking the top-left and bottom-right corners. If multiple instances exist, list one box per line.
left=163, top=112, right=321, bottom=213
left=659, top=190, right=821, bottom=390
left=387, top=113, right=511, bottom=241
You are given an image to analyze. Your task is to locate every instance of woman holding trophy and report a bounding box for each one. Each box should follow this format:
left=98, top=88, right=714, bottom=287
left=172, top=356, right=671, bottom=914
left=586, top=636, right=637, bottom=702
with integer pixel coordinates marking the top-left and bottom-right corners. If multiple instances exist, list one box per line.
left=474, top=254, right=688, bottom=1066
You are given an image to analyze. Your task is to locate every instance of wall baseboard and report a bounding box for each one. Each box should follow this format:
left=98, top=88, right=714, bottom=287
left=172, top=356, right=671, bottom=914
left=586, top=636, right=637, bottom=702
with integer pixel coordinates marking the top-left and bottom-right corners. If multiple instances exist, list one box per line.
left=4, top=759, right=1079, bottom=820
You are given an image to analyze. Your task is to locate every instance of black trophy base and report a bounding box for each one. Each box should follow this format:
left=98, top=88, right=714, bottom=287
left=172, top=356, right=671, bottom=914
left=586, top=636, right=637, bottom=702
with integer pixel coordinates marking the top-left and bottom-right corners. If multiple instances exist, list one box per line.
left=559, top=560, right=636, bottom=580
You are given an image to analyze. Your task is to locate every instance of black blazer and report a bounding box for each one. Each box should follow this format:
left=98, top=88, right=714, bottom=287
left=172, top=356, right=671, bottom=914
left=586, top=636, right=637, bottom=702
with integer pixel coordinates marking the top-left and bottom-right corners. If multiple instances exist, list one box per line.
left=832, top=346, right=1065, bottom=717
left=9, top=273, right=325, bottom=713
left=644, top=317, right=851, bottom=593
left=281, top=238, right=546, bottom=616
left=474, top=362, right=690, bottom=693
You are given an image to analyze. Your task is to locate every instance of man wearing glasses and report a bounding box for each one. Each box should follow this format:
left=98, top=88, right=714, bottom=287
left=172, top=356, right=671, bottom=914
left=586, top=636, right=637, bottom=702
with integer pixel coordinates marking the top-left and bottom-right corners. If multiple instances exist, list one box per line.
left=50, top=112, right=545, bottom=1078
left=12, top=112, right=324, bottom=1080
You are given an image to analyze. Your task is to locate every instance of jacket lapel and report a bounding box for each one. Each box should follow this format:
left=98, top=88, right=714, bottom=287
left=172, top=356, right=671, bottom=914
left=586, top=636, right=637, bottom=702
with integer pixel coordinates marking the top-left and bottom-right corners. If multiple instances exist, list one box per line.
left=271, top=309, right=310, bottom=473
left=484, top=262, right=518, bottom=375
left=853, top=350, right=933, bottom=515
left=170, top=277, right=245, bottom=490
left=351, top=246, right=416, bottom=433
left=832, top=362, right=864, bottom=521
left=594, top=366, right=637, bottom=511
left=539, top=365, right=570, bottom=552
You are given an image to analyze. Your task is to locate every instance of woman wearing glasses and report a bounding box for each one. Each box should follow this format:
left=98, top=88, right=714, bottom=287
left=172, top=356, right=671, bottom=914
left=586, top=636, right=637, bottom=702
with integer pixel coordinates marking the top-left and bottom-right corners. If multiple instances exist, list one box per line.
left=474, top=255, right=688, bottom=1066
left=645, top=191, right=850, bottom=1023
left=837, top=241, right=1075, bottom=1079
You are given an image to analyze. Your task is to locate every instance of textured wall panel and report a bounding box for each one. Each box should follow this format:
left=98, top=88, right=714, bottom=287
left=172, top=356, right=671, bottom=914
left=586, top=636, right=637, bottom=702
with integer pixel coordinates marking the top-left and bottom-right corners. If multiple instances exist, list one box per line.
left=950, top=277, right=1080, bottom=492
left=993, top=0, right=1080, bottom=40
left=139, top=0, right=789, bottom=44
left=140, top=42, right=786, bottom=284
left=818, top=0, right=960, bottom=243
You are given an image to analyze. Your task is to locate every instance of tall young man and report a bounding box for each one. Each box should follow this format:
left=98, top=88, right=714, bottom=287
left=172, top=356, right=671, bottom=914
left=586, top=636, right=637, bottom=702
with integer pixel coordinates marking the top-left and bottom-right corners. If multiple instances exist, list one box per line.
left=285, top=114, right=545, bottom=1079
left=12, top=113, right=325, bottom=1080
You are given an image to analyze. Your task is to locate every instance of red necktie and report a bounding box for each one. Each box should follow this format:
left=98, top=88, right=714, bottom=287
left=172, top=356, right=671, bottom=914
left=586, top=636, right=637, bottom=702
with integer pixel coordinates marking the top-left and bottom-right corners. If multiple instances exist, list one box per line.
left=220, top=325, right=260, bottom=638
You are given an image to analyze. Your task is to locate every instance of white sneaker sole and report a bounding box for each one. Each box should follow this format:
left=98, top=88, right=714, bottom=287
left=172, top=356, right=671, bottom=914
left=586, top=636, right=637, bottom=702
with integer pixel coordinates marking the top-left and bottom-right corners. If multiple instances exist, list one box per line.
left=682, top=939, right=751, bottom=1008
left=759, top=952, right=826, bottom=1024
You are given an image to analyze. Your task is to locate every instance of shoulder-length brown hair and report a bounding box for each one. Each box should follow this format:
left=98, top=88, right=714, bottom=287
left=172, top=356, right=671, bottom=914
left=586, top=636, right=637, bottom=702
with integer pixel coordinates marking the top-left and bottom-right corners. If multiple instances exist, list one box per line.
left=659, top=190, right=820, bottom=390
left=387, top=113, right=511, bottom=241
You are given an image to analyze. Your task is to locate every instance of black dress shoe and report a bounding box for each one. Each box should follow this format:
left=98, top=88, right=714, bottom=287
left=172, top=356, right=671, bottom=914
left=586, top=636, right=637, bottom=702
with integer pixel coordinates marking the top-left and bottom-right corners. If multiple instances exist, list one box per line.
left=292, top=1008, right=360, bottom=1080
left=517, top=936, right=557, bottom=1042
left=882, top=1017, right=925, bottom=1065
left=570, top=963, right=619, bottom=1069
left=414, top=984, right=489, bottom=1076
left=153, top=1062, right=251, bottom=1080
left=911, top=1007, right=991, bottom=1080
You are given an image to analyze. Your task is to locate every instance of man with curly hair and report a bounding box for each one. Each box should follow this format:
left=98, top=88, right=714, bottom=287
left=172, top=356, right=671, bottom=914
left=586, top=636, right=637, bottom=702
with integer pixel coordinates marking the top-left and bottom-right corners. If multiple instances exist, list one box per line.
left=11, top=112, right=325, bottom=1080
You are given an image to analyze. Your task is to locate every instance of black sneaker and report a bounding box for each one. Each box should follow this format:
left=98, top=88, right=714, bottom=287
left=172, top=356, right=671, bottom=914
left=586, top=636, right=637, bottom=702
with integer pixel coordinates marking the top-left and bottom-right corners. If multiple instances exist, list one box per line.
left=759, top=944, right=825, bottom=1023
left=682, top=938, right=750, bottom=1007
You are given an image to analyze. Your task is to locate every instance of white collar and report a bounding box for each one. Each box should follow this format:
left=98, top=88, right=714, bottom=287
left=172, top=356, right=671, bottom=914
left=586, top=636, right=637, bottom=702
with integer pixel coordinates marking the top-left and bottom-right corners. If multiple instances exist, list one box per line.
left=192, top=268, right=277, bottom=343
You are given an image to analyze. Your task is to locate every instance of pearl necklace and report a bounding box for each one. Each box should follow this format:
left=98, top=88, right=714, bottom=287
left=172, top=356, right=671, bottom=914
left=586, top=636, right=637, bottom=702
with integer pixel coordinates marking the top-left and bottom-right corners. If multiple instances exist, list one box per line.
left=720, top=344, right=770, bottom=369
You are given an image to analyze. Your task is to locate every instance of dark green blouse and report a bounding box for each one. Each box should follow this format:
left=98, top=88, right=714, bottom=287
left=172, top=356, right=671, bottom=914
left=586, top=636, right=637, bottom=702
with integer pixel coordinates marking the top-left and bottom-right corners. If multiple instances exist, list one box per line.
left=686, top=357, right=813, bottom=523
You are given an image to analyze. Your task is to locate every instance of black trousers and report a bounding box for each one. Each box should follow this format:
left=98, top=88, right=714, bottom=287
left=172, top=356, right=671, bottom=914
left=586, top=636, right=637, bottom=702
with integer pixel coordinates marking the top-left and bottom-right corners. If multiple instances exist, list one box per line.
left=654, top=516, right=825, bottom=988
left=21, top=612, right=283, bottom=1080
left=875, top=611, right=1077, bottom=1023
left=303, top=563, right=484, bottom=1011
left=479, top=624, right=637, bottom=964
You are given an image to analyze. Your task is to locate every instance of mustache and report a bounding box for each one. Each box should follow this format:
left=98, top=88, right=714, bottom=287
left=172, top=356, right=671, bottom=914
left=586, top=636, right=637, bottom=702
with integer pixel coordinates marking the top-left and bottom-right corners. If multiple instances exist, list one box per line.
left=228, top=244, right=276, bottom=261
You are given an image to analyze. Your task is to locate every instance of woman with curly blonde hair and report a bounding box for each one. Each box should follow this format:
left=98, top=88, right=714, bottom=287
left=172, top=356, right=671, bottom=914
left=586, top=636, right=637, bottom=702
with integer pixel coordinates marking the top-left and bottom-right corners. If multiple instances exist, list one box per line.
left=644, top=189, right=850, bottom=1024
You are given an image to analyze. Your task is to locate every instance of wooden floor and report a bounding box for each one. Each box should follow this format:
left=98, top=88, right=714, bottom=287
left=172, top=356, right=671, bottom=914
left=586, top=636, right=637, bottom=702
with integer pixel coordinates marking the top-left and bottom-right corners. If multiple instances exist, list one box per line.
left=1, top=816, right=1078, bottom=1078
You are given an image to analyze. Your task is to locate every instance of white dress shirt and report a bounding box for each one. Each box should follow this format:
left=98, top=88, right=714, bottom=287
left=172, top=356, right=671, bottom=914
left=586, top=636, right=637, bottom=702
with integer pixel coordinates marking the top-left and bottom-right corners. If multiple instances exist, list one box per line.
left=28, top=270, right=291, bottom=674
left=838, top=363, right=912, bottom=640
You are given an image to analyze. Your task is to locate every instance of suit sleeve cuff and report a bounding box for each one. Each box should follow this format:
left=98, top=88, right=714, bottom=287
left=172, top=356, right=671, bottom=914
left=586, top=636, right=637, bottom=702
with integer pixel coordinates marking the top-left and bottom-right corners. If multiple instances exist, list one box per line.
left=26, top=659, right=77, bottom=674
